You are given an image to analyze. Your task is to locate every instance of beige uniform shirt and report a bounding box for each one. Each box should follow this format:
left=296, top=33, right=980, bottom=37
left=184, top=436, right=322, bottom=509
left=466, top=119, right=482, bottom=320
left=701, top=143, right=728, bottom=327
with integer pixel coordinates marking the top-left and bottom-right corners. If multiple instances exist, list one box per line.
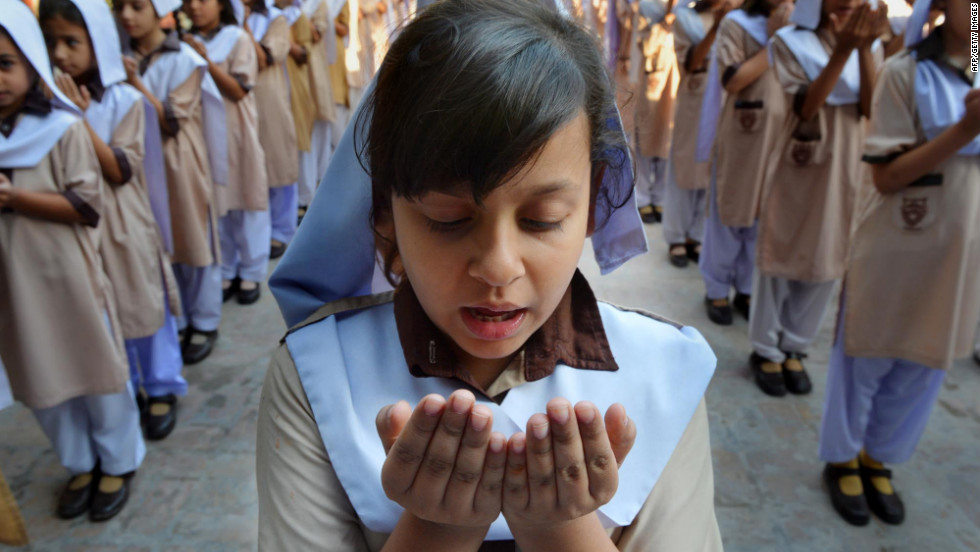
left=255, top=15, right=301, bottom=188
left=135, top=34, right=220, bottom=268
left=329, top=4, right=350, bottom=108
left=288, top=14, right=318, bottom=152
left=255, top=349, right=723, bottom=551
left=97, top=92, right=181, bottom=339
left=756, top=31, right=882, bottom=282
left=0, top=120, right=129, bottom=409
left=711, top=17, right=785, bottom=228
left=213, top=29, right=269, bottom=215
left=845, top=50, right=980, bottom=370
left=671, top=10, right=713, bottom=191
left=308, top=0, right=338, bottom=123
left=635, top=16, right=679, bottom=160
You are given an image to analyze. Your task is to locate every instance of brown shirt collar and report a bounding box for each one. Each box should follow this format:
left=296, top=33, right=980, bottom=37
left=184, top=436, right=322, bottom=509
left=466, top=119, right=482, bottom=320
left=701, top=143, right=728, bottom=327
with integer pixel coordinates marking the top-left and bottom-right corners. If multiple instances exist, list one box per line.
left=135, top=31, right=183, bottom=75
left=393, top=270, right=618, bottom=397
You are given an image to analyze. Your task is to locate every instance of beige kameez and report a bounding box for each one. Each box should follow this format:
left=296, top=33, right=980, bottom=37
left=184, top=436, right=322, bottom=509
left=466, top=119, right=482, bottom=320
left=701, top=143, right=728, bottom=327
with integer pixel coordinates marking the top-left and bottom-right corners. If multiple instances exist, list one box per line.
left=635, top=16, right=679, bottom=159
left=255, top=345, right=724, bottom=551
left=254, top=15, right=300, bottom=189
left=99, top=98, right=181, bottom=340
left=214, top=30, right=269, bottom=216
left=134, top=52, right=219, bottom=268
left=670, top=11, right=713, bottom=191
left=756, top=32, right=881, bottom=282
left=0, top=121, right=129, bottom=410
left=712, top=18, right=785, bottom=228
left=288, top=13, right=317, bottom=152
left=844, top=53, right=980, bottom=370
left=308, top=0, right=337, bottom=123
left=329, top=3, right=351, bottom=108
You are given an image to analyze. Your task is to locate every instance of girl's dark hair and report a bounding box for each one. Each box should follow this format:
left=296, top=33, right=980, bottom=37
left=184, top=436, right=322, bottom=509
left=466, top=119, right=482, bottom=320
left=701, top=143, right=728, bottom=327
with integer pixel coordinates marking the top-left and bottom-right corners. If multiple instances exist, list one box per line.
left=741, top=0, right=772, bottom=17
left=38, top=0, right=87, bottom=27
left=185, top=0, right=240, bottom=28
left=358, top=0, right=630, bottom=284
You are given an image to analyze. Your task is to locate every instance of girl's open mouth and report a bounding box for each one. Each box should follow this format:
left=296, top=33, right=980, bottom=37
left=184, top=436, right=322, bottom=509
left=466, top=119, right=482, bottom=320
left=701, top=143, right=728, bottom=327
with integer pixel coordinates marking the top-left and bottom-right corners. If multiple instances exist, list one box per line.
left=461, top=307, right=528, bottom=340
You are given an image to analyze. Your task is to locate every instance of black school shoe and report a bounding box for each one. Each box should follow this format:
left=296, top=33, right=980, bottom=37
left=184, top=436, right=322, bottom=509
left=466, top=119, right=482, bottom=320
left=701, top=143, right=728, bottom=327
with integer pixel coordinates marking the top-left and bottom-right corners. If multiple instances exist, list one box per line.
left=733, top=293, right=751, bottom=321
left=90, top=472, right=134, bottom=522
left=668, top=244, right=689, bottom=268
left=237, top=282, right=261, bottom=305
left=782, top=352, right=813, bottom=395
left=705, top=297, right=733, bottom=325
left=824, top=463, right=871, bottom=526
left=222, top=277, right=241, bottom=303
left=182, top=328, right=218, bottom=365
left=270, top=240, right=287, bottom=260
left=860, top=464, right=905, bottom=525
left=749, top=352, right=786, bottom=396
left=638, top=204, right=661, bottom=224
left=57, top=472, right=97, bottom=519
left=145, top=394, right=178, bottom=441
left=685, top=241, right=701, bottom=263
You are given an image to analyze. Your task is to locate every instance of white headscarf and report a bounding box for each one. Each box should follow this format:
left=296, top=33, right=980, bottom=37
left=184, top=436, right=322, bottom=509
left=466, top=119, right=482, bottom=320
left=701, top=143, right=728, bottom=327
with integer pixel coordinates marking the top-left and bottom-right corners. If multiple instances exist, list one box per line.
left=70, top=0, right=127, bottom=87
left=789, top=0, right=821, bottom=28
left=152, top=0, right=183, bottom=16
left=903, top=0, right=931, bottom=47
left=0, top=0, right=81, bottom=168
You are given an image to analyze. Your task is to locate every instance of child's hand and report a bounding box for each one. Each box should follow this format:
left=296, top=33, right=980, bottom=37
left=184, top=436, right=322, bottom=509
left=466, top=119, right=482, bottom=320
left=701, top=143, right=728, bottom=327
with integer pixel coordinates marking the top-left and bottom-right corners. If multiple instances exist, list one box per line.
left=289, top=44, right=308, bottom=64
left=831, top=2, right=867, bottom=51
left=958, top=89, right=980, bottom=138
left=378, top=391, right=509, bottom=528
left=55, top=73, right=91, bottom=112
left=123, top=56, right=142, bottom=86
left=767, top=2, right=793, bottom=37
left=183, top=35, right=209, bottom=61
left=0, top=174, right=13, bottom=209
left=712, top=1, right=734, bottom=27
left=501, top=399, right=636, bottom=529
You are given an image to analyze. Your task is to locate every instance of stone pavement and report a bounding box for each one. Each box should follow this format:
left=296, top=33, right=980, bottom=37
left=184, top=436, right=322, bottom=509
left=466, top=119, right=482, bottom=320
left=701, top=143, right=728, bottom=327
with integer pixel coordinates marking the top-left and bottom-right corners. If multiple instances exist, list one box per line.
left=1, top=222, right=978, bottom=551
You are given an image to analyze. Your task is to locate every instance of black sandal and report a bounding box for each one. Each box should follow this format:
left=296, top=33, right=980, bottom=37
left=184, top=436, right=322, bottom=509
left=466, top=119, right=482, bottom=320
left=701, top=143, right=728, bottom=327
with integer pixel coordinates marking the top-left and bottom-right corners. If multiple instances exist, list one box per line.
left=668, top=244, right=688, bottom=268
left=823, top=463, right=870, bottom=526
left=860, top=464, right=905, bottom=525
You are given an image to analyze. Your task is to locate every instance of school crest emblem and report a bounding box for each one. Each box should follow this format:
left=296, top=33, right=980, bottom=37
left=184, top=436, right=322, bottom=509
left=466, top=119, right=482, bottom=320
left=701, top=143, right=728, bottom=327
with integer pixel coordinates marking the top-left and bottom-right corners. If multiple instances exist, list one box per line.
left=688, top=74, right=704, bottom=92
left=739, top=111, right=758, bottom=131
left=901, top=197, right=928, bottom=229
left=791, top=142, right=813, bottom=166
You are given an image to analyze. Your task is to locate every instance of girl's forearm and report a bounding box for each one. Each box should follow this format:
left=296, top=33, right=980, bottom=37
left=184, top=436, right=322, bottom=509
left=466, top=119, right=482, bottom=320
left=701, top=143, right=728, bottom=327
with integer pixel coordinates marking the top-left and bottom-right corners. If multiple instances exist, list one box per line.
left=6, top=188, right=88, bottom=225
left=797, top=47, right=850, bottom=120
left=509, top=513, right=618, bottom=552
left=687, top=25, right=719, bottom=73
left=208, top=61, right=248, bottom=102
left=857, top=46, right=876, bottom=117
left=871, top=122, right=976, bottom=194
left=82, top=121, right=127, bottom=185
left=723, top=47, right=769, bottom=95
left=133, top=83, right=175, bottom=135
left=380, top=512, right=488, bottom=552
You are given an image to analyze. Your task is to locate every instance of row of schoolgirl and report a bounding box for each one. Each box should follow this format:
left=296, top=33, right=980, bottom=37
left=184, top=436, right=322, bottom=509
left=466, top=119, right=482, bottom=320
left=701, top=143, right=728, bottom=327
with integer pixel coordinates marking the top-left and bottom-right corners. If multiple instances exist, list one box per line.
left=0, top=0, right=407, bottom=524
left=608, top=0, right=979, bottom=529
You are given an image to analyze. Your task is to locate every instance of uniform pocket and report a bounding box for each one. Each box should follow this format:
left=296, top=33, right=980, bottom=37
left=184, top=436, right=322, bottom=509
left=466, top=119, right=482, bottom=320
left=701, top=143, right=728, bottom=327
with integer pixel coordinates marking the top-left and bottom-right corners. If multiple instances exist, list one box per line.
left=734, top=100, right=764, bottom=133
left=786, top=111, right=828, bottom=167
left=891, top=174, right=943, bottom=232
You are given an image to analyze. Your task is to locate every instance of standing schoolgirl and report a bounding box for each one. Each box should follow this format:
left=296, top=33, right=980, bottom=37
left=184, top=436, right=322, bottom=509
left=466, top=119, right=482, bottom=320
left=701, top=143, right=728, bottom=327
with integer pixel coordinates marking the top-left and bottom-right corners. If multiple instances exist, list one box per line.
left=116, top=0, right=229, bottom=364
left=0, top=0, right=144, bottom=521
left=258, top=1, right=722, bottom=549
left=694, top=0, right=791, bottom=325
left=749, top=0, right=886, bottom=396
left=184, top=0, right=270, bottom=305
left=662, top=0, right=732, bottom=268
left=818, top=0, right=979, bottom=526
left=248, top=0, right=300, bottom=259
left=633, top=0, right=679, bottom=225
left=297, top=0, right=336, bottom=211
left=327, top=1, right=351, bottom=150
left=279, top=0, right=316, bottom=224
left=41, top=0, right=187, bottom=440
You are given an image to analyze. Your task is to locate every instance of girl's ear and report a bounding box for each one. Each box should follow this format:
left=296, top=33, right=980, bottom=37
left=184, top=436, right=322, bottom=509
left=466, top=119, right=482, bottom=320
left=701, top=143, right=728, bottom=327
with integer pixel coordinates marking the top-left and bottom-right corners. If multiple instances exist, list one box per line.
left=586, top=164, right=605, bottom=238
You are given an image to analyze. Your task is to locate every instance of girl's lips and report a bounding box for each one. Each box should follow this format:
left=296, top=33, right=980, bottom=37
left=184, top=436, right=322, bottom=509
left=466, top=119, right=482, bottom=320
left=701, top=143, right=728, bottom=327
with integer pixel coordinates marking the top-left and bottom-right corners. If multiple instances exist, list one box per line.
left=460, top=307, right=527, bottom=341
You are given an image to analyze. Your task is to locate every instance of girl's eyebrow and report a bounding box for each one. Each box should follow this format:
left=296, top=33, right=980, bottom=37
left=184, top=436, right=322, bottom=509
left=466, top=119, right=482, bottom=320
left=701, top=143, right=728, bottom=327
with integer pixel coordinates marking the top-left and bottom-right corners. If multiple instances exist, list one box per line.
left=528, top=179, right=577, bottom=197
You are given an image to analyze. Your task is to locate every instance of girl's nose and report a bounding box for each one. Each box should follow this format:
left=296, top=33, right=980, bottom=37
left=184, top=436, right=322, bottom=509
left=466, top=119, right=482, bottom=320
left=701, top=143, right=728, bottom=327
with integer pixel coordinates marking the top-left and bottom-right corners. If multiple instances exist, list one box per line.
left=467, top=225, right=525, bottom=288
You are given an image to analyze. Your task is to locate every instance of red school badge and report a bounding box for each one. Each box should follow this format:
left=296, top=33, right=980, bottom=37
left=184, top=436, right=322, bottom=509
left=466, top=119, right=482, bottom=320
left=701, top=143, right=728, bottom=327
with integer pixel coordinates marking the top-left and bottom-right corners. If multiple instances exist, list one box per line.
left=900, top=197, right=929, bottom=230
left=791, top=141, right=813, bottom=166
left=739, top=110, right=758, bottom=131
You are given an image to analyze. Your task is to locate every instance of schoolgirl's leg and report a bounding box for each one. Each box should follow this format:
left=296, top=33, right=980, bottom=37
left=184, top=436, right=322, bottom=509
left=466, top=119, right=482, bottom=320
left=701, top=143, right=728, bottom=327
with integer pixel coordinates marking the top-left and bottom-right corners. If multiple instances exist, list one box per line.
left=83, top=382, right=146, bottom=477
left=649, top=157, right=667, bottom=208
left=270, top=184, right=299, bottom=245
left=661, top=157, right=689, bottom=246
left=778, top=279, right=836, bottom=355
left=863, top=360, right=944, bottom=465
left=236, top=209, right=272, bottom=285
left=700, top=169, right=742, bottom=301
left=749, top=272, right=789, bottom=364
left=32, top=397, right=96, bottom=475
left=127, top=305, right=186, bottom=399
left=172, top=263, right=222, bottom=333
left=298, top=150, right=318, bottom=207
left=733, top=223, right=757, bottom=298
left=219, top=212, right=243, bottom=283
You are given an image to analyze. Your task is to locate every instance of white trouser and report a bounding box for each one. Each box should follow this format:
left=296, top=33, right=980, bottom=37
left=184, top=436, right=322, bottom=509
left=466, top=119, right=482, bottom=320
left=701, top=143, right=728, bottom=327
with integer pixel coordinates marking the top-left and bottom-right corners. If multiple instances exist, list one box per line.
left=126, top=287, right=186, bottom=399
left=635, top=156, right=666, bottom=208
left=173, top=263, right=223, bottom=332
left=269, top=184, right=299, bottom=244
left=819, top=303, right=945, bottom=464
left=662, top=157, right=706, bottom=245
left=219, top=209, right=272, bottom=283
left=298, top=121, right=332, bottom=206
left=32, top=381, right=146, bottom=476
left=748, top=272, right=836, bottom=363
left=699, top=170, right=756, bottom=299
